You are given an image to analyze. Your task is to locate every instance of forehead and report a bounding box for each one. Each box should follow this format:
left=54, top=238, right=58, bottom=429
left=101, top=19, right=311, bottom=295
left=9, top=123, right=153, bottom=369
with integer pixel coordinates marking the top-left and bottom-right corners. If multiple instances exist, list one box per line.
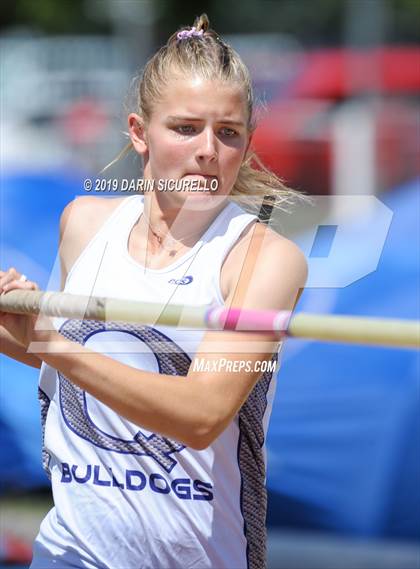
left=154, top=76, right=248, bottom=121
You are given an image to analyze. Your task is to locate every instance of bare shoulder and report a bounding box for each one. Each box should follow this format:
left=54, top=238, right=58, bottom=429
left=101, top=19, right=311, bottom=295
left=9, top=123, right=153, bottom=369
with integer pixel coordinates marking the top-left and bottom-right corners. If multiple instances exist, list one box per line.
left=221, top=221, right=308, bottom=310
left=59, top=196, right=127, bottom=285
left=60, top=195, right=126, bottom=232
left=254, top=223, right=308, bottom=272
left=240, top=220, right=304, bottom=253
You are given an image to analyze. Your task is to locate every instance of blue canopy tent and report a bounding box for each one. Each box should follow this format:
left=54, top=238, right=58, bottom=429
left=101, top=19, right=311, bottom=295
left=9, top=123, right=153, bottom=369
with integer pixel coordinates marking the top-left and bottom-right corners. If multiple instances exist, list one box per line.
left=0, top=170, right=85, bottom=491
left=266, top=178, right=420, bottom=540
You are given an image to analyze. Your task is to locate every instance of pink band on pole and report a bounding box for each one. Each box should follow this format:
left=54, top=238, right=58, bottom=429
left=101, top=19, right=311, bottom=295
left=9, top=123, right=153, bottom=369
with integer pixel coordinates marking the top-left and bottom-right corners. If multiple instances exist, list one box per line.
left=222, top=308, right=241, bottom=330
left=206, top=306, right=292, bottom=333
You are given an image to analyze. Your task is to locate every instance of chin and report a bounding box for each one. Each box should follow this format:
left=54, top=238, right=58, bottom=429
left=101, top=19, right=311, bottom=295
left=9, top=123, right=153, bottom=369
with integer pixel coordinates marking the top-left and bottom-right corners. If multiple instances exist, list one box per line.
left=178, top=192, right=230, bottom=212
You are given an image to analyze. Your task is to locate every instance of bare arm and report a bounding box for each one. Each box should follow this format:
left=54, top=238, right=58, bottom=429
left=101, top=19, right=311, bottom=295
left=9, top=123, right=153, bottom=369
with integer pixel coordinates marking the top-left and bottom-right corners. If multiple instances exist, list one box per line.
left=0, top=196, right=115, bottom=368
left=0, top=325, right=42, bottom=368
left=185, top=229, right=308, bottom=445
left=0, top=266, right=42, bottom=369
left=0, top=198, right=78, bottom=368
left=27, top=234, right=307, bottom=449
left=0, top=199, right=76, bottom=369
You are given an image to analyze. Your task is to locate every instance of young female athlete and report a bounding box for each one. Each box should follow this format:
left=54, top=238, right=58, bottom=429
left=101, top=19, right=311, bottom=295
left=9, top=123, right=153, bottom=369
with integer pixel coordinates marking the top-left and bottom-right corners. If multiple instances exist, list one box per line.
left=0, top=14, right=308, bottom=569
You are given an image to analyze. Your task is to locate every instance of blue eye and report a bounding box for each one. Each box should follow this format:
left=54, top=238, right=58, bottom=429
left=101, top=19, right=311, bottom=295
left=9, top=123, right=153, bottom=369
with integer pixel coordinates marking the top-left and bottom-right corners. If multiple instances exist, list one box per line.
left=175, top=125, right=195, bottom=135
left=220, top=127, right=238, bottom=137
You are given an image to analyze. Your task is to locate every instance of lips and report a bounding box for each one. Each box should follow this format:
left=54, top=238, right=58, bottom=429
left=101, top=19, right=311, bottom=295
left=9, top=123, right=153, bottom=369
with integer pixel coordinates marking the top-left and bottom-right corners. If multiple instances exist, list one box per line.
left=183, top=173, right=218, bottom=181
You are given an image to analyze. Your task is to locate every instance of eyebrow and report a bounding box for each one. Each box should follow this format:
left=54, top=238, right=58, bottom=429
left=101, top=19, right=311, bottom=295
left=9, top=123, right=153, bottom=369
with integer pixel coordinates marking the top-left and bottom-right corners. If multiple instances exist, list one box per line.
left=167, top=115, right=245, bottom=127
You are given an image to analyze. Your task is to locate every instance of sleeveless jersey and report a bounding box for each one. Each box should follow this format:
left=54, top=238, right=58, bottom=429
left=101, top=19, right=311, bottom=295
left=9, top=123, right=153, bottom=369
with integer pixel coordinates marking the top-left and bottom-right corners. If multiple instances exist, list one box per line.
left=31, top=195, right=282, bottom=569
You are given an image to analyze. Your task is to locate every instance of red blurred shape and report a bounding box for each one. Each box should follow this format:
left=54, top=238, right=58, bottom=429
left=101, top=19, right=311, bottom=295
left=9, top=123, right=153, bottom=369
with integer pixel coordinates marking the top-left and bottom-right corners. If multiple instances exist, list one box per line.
left=61, top=98, right=108, bottom=145
left=0, top=531, right=33, bottom=564
left=290, top=46, right=420, bottom=99
left=252, top=46, right=420, bottom=195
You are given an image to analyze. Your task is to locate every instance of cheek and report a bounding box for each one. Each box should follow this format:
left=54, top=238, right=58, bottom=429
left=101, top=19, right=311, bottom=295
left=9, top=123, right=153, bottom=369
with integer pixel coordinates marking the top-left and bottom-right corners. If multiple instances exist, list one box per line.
left=222, top=146, right=246, bottom=174
left=164, top=136, right=191, bottom=160
left=150, top=139, right=187, bottom=173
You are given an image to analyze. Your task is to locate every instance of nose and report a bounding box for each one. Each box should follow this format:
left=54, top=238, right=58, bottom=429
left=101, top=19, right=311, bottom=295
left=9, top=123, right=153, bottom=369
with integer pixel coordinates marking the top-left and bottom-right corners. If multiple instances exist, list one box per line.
left=196, top=127, right=218, bottom=162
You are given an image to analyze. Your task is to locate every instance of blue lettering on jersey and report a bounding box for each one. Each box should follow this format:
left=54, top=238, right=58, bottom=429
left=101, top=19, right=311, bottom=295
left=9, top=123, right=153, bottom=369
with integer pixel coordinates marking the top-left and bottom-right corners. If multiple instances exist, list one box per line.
left=60, top=462, right=214, bottom=501
left=126, top=470, right=146, bottom=491
left=168, top=275, right=193, bottom=285
left=72, top=464, right=91, bottom=483
left=150, top=473, right=170, bottom=494
left=171, top=478, right=191, bottom=500
left=93, top=465, right=111, bottom=486
left=57, top=320, right=192, bottom=473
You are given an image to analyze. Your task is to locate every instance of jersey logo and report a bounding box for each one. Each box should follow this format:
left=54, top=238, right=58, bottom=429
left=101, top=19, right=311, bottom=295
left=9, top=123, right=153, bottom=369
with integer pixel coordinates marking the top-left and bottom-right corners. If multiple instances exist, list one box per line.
left=168, top=275, right=193, bottom=285
left=57, top=320, right=191, bottom=473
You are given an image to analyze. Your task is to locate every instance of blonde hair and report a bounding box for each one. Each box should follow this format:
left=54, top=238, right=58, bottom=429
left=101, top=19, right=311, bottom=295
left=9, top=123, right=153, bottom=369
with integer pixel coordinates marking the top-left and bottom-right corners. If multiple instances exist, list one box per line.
left=108, top=14, right=311, bottom=217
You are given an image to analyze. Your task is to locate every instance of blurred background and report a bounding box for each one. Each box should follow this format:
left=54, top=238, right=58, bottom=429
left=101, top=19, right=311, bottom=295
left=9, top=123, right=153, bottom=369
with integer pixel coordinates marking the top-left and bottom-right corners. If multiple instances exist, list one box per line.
left=0, top=1, right=419, bottom=567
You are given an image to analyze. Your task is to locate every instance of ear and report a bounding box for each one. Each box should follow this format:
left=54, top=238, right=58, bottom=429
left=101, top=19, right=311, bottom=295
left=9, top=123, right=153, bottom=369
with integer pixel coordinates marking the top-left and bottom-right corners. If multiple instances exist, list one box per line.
left=128, top=113, right=148, bottom=156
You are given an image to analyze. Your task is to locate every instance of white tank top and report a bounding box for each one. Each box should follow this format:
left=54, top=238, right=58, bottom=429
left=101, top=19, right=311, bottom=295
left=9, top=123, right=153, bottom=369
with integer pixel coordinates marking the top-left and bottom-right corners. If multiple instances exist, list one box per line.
left=32, top=195, right=281, bottom=569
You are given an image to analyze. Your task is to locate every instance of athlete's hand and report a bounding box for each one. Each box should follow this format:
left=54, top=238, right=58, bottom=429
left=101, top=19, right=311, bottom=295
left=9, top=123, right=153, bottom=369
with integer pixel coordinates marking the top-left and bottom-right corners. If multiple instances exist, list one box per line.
left=0, top=267, right=51, bottom=349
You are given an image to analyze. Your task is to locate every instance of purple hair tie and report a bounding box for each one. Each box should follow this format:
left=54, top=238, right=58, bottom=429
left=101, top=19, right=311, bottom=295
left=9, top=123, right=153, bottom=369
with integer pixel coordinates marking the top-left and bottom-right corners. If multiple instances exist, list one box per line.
left=177, top=27, right=204, bottom=40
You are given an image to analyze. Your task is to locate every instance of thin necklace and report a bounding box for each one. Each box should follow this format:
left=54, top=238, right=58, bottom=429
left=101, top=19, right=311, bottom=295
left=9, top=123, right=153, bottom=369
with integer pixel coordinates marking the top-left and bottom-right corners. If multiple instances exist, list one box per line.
left=142, top=214, right=206, bottom=272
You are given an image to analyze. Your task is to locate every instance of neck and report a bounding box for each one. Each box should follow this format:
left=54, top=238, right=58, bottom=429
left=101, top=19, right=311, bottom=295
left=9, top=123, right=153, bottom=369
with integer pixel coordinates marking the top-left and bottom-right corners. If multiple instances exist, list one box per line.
left=137, top=191, right=229, bottom=254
